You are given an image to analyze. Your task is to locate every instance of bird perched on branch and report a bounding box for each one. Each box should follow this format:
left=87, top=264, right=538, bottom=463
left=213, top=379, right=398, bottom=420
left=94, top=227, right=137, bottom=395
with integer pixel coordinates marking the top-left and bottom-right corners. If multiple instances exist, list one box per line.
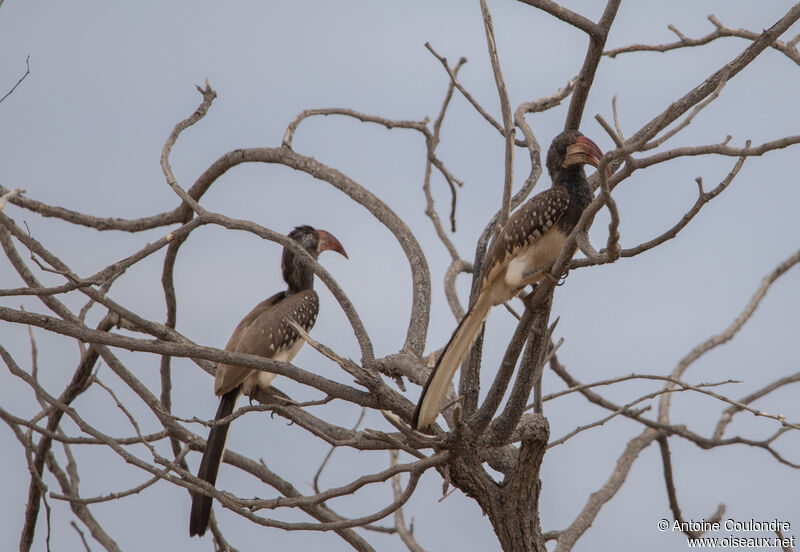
left=189, top=225, right=347, bottom=537
left=412, top=130, right=604, bottom=432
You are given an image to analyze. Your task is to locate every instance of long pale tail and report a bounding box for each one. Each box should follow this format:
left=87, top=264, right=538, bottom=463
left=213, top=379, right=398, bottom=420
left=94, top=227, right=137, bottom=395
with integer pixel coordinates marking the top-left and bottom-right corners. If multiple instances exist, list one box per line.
left=413, top=292, right=493, bottom=431
left=189, top=388, right=239, bottom=537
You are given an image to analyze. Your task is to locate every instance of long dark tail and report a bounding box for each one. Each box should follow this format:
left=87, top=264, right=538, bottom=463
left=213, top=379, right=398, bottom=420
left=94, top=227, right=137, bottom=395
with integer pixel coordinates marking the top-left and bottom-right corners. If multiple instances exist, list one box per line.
left=189, top=388, right=239, bottom=537
left=413, top=292, right=492, bottom=431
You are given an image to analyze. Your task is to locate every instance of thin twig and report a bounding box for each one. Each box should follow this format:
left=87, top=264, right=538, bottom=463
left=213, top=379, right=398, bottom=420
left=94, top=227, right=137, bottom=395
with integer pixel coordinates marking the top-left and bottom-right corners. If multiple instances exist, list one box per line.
left=424, top=57, right=466, bottom=251
left=657, top=435, right=725, bottom=538
left=0, top=55, right=31, bottom=104
left=480, top=0, right=515, bottom=225
left=390, top=450, right=427, bottom=552
left=658, top=249, right=800, bottom=424
left=159, top=81, right=216, bottom=213
left=605, top=15, right=800, bottom=66
left=313, top=407, right=367, bottom=494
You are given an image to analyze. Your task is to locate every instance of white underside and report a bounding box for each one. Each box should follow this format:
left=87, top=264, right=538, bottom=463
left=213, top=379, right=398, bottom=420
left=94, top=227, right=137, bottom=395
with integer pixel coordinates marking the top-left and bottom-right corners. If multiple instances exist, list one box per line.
left=240, top=338, right=305, bottom=397
left=415, top=227, right=569, bottom=430
left=503, top=228, right=566, bottom=292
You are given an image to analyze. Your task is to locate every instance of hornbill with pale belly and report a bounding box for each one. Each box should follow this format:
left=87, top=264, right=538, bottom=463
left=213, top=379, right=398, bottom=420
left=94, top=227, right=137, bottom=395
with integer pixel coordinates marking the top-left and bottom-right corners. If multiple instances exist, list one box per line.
left=189, top=225, right=347, bottom=537
left=412, top=130, right=604, bottom=431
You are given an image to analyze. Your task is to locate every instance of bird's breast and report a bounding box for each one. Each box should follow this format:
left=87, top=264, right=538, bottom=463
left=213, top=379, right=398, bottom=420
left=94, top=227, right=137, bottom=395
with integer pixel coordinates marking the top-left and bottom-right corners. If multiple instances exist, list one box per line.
left=503, top=227, right=568, bottom=291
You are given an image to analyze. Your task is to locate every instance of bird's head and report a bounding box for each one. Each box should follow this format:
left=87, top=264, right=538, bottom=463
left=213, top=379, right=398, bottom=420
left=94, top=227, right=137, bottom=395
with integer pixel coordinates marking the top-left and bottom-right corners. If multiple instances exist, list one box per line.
left=286, top=225, right=348, bottom=260
left=546, top=130, right=606, bottom=179
left=282, top=225, right=347, bottom=292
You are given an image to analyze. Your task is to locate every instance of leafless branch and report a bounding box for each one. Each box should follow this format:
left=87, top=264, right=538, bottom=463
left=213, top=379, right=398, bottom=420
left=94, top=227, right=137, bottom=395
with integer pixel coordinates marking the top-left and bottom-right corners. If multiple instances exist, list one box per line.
left=0, top=187, right=25, bottom=211
left=643, top=68, right=731, bottom=151
left=605, top=15, right=800, bottom=66
left=657, top=435, right=725, bottom=539
left=424, top=57, right=467, bottom=251
left=572, top=147, right=749, bottom=269
left=313, top=407, right=367, bottom=494
left=517, top=0, right=599, bottom=37
left=554, top=428, right=660, bottom=552
left=480, top=0, right=515, bottom=225
left=713, top=371, right=800, bottom=440
left=159, top=81, right=216, bottom=213
left=425, top=42, right=504, bottom=135
left=443, top=259, right=472, bottom=320
left=0, top=55, right=30, bottom=104
left=564, top=0, right=621, bottom=130
left=546, top=376, right=741, bottom=448
left=282, top=107, right=427, bottom=149
left=548, top=352, right=800, bottom=469
left=621, top=5, right=800, bottom=150
left=390, top=450, right=427, bottom=552
left=658, top=249, right=800, bottom=424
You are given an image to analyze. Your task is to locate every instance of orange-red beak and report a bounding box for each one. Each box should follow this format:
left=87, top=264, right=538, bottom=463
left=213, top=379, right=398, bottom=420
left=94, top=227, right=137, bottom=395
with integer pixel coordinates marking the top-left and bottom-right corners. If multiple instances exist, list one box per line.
left=316, top=229, right=348, bottom=259
left=563, top=135, right=611, bottom=176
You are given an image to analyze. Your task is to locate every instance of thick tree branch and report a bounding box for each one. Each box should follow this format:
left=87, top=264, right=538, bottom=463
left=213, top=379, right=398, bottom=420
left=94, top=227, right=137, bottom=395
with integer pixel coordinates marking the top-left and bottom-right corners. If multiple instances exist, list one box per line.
left=564, top=0, right=621, bottom=130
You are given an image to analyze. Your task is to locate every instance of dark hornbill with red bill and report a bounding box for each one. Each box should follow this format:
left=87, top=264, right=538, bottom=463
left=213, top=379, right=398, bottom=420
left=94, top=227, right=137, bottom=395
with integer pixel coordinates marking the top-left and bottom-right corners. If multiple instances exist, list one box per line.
left=413, top=130, right=605, bottom=431
left=189, top=225, right=347, bottom=537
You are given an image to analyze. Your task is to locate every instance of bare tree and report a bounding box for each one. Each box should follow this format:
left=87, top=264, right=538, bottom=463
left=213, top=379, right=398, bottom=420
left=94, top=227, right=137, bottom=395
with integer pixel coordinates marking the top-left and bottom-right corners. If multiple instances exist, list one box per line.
left=2, top=2, right=799, bottom=552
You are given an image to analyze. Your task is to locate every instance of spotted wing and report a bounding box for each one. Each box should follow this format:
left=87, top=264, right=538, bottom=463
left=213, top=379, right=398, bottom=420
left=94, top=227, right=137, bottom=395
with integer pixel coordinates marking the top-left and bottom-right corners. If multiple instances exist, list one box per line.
left=213, top=290, right=320, bottom=395
left=479, top=187, right=570, bottom=294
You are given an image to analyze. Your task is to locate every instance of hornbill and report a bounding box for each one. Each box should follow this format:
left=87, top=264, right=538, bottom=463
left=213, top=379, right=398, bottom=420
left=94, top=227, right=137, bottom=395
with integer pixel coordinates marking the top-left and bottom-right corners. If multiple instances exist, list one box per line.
left=412, top=130, right=604, bottom=431
left=189, top=225, right=347, bottom=537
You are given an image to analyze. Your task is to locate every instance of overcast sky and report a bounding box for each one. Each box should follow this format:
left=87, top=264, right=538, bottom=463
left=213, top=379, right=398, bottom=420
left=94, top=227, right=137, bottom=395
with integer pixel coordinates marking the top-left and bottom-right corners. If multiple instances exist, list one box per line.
left=1, top=1, right=799, bottom=551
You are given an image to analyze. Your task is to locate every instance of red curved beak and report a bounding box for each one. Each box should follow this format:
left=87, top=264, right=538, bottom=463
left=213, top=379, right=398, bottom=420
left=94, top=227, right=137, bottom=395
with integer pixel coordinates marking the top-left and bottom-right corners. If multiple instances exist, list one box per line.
left=564, top=135, right=611, bottom=176
left=316, top=229, right=348, bottom=259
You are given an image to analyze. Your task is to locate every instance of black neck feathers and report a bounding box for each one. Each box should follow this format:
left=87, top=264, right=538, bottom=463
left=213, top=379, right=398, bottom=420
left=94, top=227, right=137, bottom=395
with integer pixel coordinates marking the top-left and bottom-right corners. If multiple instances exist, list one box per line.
left=554, top=167, right=592, bottom=233
left=281, top=226, right=320, bottom=294
left=546, top=130, right=596, bottom=233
